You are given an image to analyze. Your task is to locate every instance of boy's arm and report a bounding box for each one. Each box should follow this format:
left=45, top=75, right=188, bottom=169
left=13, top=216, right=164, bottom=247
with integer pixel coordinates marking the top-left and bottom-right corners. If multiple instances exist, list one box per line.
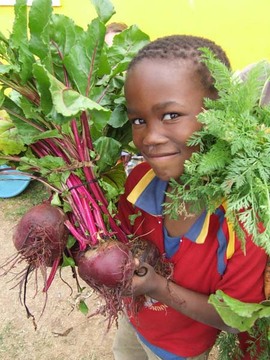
left=130, top=235, right=267, bottom=333
left=264, top=256, right=270, bottom=300
left=131, top=261, right=238, bottom=333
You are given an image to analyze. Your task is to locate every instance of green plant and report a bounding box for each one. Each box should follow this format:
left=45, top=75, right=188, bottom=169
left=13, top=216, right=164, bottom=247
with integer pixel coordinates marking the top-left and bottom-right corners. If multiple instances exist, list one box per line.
left=0, top=0, right=148, bottom=170
left=215, top=320, right=270, bottom=360
left=215, top=332, right=243, bottom=360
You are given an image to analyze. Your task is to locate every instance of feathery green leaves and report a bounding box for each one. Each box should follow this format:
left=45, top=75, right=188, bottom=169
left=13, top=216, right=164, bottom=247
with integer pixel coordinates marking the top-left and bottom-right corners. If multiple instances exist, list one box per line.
left=165, top=49, right=270, bottom=254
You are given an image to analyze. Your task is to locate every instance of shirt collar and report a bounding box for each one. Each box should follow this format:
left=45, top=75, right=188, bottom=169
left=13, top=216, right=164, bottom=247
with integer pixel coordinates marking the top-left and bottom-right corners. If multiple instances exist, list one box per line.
left=127, top=169, right=210, bottom=244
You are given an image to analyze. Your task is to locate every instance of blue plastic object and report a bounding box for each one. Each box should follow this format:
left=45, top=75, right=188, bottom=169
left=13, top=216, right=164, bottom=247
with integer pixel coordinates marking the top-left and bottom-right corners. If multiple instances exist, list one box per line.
left=0, top=165, right=31, bottom=198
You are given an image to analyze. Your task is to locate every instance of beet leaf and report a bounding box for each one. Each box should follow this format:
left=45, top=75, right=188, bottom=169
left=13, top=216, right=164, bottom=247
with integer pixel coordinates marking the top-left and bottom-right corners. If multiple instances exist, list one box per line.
left=0, top=0, right=149, bottom=280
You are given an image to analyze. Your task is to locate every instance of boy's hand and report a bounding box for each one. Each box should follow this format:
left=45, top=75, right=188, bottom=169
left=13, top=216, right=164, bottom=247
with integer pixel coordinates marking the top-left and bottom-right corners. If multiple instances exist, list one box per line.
left=130, top=259, right=164, bottom=297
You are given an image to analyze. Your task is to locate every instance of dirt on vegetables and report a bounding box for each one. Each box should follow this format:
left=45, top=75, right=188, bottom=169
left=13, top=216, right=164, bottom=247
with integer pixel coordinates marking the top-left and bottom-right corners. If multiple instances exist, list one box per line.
left=0, top=181, right=218, bottom=360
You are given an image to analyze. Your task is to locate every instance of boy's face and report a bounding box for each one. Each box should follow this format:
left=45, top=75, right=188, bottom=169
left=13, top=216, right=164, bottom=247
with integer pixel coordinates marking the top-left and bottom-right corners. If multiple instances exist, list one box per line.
left=125, top=59, right=210, bottom=181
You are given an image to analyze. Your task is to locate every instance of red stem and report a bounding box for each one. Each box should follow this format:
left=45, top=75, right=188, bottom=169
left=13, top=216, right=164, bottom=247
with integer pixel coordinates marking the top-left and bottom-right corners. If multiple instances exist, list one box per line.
left=81, top=111, right=93, bottom=151
left=64, top=220, right=89, bottom=251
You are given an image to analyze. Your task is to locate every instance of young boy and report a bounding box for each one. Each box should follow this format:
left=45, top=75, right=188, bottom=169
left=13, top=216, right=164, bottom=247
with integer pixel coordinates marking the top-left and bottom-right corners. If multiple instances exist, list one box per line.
left=113, top=35, right=268, bottom=360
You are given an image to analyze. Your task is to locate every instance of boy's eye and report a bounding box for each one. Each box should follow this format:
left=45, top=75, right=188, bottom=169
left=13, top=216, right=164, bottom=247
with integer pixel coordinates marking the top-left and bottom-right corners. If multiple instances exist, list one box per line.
left=131, top=118, right=145, bottom=125
left=163, top=113, right=180, bottom=121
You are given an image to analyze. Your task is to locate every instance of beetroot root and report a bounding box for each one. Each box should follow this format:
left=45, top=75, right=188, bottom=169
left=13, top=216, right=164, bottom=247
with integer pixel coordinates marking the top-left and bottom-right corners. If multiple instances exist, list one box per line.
left=77, top=240, right=135, bottom=328
left=1, top=202, right=69, bottom=328
left=13, top=202, right=69, bottom=267
left=77, top=240, right=135, bottom=289
left=76, top=238, right=172, bottom=329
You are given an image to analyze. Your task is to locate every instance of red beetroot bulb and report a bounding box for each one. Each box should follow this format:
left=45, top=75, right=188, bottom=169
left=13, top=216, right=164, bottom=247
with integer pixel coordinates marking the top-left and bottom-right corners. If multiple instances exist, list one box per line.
left=13, top=203, right=69, bottom=267
left=77, top=240, right=136, bottom=289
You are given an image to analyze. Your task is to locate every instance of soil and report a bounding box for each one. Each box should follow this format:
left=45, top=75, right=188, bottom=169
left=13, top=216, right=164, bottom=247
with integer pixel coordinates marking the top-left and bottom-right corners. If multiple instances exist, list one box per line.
left=0, top=181, right=218, bottom=360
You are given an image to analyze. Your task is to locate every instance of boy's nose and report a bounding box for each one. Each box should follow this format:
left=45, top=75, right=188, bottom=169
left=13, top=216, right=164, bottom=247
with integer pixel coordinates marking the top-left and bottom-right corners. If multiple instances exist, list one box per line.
left=142, top=124, right=166, bottom=146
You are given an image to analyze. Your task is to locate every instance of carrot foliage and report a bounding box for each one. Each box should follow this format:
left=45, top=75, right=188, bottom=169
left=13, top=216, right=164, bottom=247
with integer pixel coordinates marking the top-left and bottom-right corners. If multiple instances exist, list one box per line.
left=165, top=51, right=270, bottom=254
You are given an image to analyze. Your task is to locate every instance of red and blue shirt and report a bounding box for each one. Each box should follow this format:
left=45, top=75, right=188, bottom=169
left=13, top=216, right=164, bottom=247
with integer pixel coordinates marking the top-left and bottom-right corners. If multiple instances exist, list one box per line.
left=117, top=162, right=267, bottom=359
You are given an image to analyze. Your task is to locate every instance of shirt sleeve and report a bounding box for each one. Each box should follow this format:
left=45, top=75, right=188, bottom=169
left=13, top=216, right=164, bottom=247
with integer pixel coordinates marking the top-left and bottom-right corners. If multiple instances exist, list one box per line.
left=216, top=232, right=267, bottom=303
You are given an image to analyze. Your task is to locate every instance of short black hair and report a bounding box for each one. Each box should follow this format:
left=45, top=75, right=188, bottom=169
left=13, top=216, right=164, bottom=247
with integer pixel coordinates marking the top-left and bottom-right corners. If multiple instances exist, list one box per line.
left=127, top=34, right=231, bottom=96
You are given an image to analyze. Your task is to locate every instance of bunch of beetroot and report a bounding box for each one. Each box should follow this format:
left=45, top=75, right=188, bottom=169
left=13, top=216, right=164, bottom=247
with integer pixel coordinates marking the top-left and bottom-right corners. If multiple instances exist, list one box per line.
left=7, top=200, right=167, bottom=328
left=0, top=0, right=171, bottom=328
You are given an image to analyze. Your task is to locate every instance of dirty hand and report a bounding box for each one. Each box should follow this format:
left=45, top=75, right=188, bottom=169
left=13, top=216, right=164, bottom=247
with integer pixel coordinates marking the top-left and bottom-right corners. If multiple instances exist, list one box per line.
left=130, top=258, right=164, bottom=297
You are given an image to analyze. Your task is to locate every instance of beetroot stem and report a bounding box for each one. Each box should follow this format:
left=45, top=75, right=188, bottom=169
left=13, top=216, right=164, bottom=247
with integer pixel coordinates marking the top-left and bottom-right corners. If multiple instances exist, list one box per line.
left=66, top=178, right=99, bottom=243
left=67, top=175, right=110, bottom=242
left=71, top=119, right=85, bottom=160
left=64, top=220, right=89, bottom=250
left=81, top=111, right=93, bottom=151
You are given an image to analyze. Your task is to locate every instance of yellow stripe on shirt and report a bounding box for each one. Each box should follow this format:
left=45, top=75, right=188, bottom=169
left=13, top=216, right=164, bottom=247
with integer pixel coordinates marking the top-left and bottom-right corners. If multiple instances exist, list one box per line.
left=195, top=211, right=210, bottom=244
left=127, top=169, right=156, bottom=205
left=222, top=201, right=236, bottom=259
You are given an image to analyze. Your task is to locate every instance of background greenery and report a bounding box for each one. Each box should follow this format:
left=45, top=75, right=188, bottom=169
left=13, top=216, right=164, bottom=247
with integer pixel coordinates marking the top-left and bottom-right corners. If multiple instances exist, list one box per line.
left=1, top=0, right=270, bottom=70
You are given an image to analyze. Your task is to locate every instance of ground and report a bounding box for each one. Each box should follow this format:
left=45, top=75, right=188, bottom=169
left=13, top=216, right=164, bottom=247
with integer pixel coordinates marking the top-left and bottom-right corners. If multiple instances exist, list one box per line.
left=0, top=181, right=218, bottom=360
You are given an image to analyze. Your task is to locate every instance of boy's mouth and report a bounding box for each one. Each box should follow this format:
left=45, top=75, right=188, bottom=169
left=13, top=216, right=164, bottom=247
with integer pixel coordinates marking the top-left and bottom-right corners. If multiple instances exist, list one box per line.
left=144, top=151, right=180, bottom=159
